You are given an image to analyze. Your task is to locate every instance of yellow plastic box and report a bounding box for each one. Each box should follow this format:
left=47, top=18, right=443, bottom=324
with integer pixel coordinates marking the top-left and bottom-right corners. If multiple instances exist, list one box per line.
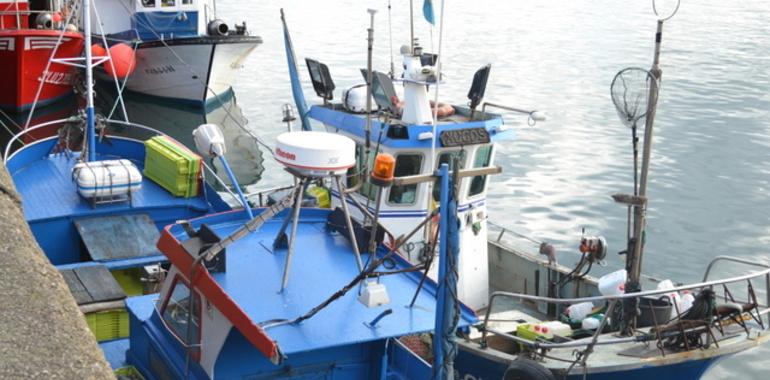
left=144, top=136, right=201, bottom=197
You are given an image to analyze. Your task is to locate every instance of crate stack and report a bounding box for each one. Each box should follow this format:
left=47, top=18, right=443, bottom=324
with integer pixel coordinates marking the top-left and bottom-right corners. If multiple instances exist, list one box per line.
left=143, top=136, right=202, bottom=198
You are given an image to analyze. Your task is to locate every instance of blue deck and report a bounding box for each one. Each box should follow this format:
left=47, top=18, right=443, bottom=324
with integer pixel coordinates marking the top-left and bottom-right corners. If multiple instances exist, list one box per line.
left=168, top=208, right=476, bottom=356
left=7, top=137, right=229, bottom=266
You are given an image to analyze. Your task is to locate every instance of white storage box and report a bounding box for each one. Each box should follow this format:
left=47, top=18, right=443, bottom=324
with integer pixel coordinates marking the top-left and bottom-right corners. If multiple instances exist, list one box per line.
left=72, top=159, right=142, bottom=199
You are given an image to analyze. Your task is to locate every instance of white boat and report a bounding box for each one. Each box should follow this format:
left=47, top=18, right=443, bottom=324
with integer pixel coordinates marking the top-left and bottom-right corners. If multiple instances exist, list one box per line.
left=90, top=0, right=261, bottom=106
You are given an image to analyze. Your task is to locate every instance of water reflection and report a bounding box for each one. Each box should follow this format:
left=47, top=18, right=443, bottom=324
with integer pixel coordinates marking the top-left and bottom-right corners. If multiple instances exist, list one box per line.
left=0, top=85, right=262, bottom=192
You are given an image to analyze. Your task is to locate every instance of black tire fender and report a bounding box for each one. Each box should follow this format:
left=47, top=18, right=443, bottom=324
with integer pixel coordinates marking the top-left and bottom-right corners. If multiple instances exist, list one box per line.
left=502, top=359, right=556, bottom=380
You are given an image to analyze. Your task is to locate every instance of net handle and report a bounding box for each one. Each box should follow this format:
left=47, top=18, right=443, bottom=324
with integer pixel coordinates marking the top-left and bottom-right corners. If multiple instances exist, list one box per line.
left=652, top=0, right=680, bottom=22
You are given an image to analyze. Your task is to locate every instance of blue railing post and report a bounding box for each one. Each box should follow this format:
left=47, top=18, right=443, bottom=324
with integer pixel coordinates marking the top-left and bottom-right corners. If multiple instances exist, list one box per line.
left=432, top=163, right=450, bottom=380
left=218, top=155, right=253, bottom=219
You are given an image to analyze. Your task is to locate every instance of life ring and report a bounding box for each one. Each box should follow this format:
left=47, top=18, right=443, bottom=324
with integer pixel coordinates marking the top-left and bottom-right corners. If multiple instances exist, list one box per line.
left=503, top=359, right=556, bottom=380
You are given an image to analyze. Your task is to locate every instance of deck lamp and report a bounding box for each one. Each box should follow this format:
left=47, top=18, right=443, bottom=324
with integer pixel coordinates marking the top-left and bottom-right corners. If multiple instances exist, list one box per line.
left=371, top=153, right=396, bottom=187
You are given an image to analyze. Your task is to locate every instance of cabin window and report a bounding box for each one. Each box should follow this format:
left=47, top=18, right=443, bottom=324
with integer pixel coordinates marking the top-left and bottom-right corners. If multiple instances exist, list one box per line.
left=182, top=0, right=193, bottom=3
left=388, top=154, right=423, bottom=205
left=161, top=0, right=175, bottom=6
left=468, top=145, right=493, bottom=197
left=161, top=277, right=201, bottom=347
left=432, top=151, right=466, bottom=201
left=141, top=0, right=156, bottom=7
left=347, top=145, right=378, bottom=201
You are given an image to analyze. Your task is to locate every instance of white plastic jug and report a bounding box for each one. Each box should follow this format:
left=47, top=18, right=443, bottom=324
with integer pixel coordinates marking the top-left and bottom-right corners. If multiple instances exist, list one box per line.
left=678, top=292, right=695, bottom=314
left=581, top=317, right=601, bottom=330
left=598, top=269, right=627, bottom=296
left=542, top=321, right=572, bottom=337
left=656, top=279, right=681, bottom=319
left=566, top=301, right=594, bottom=320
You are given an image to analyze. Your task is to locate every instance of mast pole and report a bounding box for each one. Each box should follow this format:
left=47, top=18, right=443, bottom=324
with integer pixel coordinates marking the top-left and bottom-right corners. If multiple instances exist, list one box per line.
left=363, top=8, right=376, bottom=223
left=409, top=0, right=414, bottom=53
left=623, top=20, right=663, bottom=335
left=83, top=0, right=96, bottom=162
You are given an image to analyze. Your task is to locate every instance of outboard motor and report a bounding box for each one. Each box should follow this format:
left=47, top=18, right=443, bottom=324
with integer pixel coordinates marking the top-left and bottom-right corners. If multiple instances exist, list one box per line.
left=207, top=19, right=229, bottom=36
left=34, top=12, right=53, bottom=29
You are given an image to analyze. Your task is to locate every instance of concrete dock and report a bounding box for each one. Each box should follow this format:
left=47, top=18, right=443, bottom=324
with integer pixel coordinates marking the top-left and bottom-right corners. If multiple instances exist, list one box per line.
left=0, top=164, right=114, bottom=379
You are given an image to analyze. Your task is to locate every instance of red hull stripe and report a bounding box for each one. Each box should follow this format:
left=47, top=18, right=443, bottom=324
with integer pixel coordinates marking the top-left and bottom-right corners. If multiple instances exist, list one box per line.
left=157, top=228, right=281, bottom=362
left=274, top=157, right=354, bottom=172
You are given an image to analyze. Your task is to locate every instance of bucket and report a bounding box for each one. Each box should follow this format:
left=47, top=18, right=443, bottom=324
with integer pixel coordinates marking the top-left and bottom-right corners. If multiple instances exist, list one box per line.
left=637, top=296, right=673, bottom=327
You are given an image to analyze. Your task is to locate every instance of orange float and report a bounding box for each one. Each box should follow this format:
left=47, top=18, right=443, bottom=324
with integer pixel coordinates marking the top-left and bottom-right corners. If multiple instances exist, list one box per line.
left=104, top=43, right=136, bottom=79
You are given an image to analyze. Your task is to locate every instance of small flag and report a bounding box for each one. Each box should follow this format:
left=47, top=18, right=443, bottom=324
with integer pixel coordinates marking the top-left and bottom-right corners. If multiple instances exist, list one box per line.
left=423, top=0, right=435, bottom=25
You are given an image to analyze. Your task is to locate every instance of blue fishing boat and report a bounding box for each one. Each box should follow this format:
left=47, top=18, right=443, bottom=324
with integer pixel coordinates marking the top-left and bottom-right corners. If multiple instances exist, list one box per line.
left=249, top=2, right=770, bottom=379
left=2, top=0, right=232, bottom=344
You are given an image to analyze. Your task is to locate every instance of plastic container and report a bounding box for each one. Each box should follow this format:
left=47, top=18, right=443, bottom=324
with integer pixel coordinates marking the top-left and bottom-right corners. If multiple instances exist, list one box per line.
left=72, top=159, right=142, bottom=199
left=638, top=296, right=673, bottom=327
left=581, top=317, right=601, bottom=330
left=85, top=308, right=129, bottom=341
left=542, top=321, right=572, bottom=337
left=144, top=136, right=202, bottom=197
left=679, top=292, right=695, bottom=314
left=656, top=279, right=681, bottom=319
left=598, top=269, right=627, bottom=296
left=566, top=301, right=594, bottom=321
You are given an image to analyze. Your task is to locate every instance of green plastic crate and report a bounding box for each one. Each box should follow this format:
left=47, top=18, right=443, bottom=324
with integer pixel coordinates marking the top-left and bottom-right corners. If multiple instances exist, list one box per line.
left=111, top=268, right=144, bottom=296
left=144, top=136, right=201, bottom=197
left=114, top=366, right=146, bottom=380
left=85, top=308, right=129, bottom=342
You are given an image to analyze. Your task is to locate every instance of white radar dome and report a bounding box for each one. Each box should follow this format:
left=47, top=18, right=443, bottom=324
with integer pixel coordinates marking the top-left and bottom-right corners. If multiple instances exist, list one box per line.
left=274, top=131, right=356, bottom=177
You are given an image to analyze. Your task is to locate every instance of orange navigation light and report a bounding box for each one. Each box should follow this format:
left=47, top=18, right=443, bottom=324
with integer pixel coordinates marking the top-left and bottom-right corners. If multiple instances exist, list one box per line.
left=371, top=153, right=395, bottom=187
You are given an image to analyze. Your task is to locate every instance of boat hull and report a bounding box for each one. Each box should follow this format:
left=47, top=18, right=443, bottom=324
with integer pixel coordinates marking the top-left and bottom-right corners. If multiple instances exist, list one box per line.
left=0, top=29, right=83, bottom=112
left=455, top=346, right=720, bottom=380
left=102, top=36, right=260, bottom=107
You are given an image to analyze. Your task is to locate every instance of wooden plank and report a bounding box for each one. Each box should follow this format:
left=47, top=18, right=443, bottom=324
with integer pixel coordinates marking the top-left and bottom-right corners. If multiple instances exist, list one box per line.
left=74, top=214, right=161, bottom=261
left=61, top=269, right=92, bottom=305
left=74, top=266, right=125, bottom=304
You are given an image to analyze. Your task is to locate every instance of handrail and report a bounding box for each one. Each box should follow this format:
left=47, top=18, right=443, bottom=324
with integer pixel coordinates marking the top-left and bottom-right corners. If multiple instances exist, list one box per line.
left=480, top=102, right=545, bottom=126
left=244, top=185, right=296, bottom=207
left=479, top=255, right=770, bottom=351
left=3, top=117, right=75, bottom=162
left=703, top=255, right=770, bottom=282
left=4, top=116, right=244, bottom=207
left=702, top=255, right=770, bottom=316
left=487, top=264, right=770, bottom=305
left=486, top=221, right=667, bottom=283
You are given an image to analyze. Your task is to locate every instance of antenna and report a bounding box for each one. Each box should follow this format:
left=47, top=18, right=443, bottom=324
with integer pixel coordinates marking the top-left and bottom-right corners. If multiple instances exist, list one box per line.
left=271, top=131, right=360, bottom=291
left=387, top=0, right=395, bottom=78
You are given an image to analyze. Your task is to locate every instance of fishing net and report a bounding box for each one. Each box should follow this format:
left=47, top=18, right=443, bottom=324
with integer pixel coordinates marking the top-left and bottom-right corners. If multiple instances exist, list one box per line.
left=610, top=67, right=657, bottom=129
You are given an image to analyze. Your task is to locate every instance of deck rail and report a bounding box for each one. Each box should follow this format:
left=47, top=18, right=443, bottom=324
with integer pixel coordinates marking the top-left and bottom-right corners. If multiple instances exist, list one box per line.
left=478, top=255, right=770, bottom=352
left=2, top=117, right=244, bottom=203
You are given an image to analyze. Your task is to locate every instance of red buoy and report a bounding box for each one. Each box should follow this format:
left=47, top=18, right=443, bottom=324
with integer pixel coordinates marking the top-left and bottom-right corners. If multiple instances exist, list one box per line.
left=91, top=44, right=106, bottom=59
left=104, top=43, right=136, bottom=79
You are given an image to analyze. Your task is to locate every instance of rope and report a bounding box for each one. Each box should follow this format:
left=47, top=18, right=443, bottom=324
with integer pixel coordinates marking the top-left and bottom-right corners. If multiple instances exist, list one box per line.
left=91, top=0, right=131, bottom=121
left=111, top=0, right=273, bottom=156
left=23, top=1, right=79, bottom=130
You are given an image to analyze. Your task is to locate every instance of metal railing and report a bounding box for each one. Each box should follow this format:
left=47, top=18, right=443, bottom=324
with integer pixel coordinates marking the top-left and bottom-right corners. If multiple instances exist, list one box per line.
left=478, top=255, right=770, bottom=352
left=2, top=117, right=244, bottom=204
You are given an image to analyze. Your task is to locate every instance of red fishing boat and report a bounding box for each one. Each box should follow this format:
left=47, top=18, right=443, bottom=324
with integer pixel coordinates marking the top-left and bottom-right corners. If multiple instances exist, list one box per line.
left=0, top=0, right=83, bottom=112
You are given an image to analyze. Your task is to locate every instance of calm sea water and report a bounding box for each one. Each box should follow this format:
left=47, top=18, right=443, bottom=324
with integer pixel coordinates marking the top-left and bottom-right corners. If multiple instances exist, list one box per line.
left=217, top=0, right=770, bottom=377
